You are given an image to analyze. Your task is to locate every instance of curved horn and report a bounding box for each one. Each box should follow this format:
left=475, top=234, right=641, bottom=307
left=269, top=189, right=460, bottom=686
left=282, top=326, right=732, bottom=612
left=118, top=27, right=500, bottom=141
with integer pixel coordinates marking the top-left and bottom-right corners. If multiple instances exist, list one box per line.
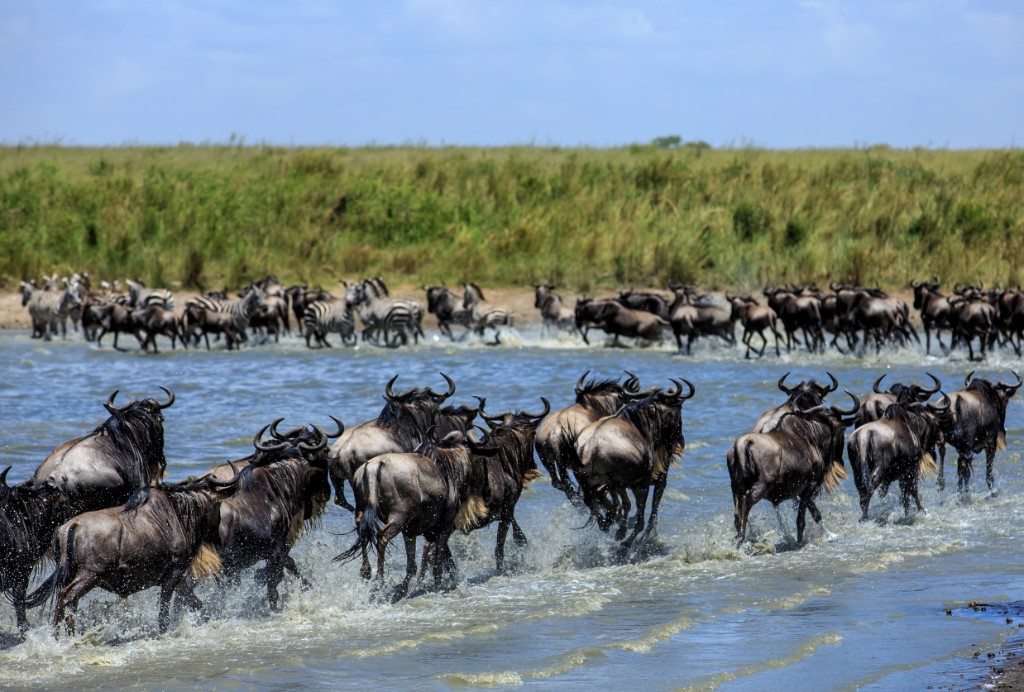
left=104, top=390, right=130, bottom=415
left=872, top=374, right=886, bottom=394
left=155, top=386, right=175, bottom=410
left=831, top=390, right=860, bottom=416
left=475, top=396, right=502, bottom=422
left=326, top=415, right=345, bottom=439
left=998, top=370, right=1023, bottom=393
left=824, top=371, right=839, bottom=393
left=384, top=374, right=399, bottom=399
left=208, top=461, right=241, bottom=488
left=298, top=426, right=327, bottom=452
left=576, top=370, right=591, bottom=395
left=777, top=372, right=794, bottom=394
left=0, top=466, right=9, bottom=487
left=964, top=370, right=975, bottom=387
left=269, top=418, right=303, bottom=441
left=928, top=392, right=951, bottom=414
left=622, top=370, right=641, bottom=393
left=677, top=378, right=696, bottom=401
left=429, top=372, right=455, bottom=399
left=922, top=372, right=942, bottom=395
left=526, top=397, right=551, bottom=420
left=472, top=395, right=487, bottom=412
left=663, top=379, right=681, bottom=398
left=253, top=420, right=288, bottom=452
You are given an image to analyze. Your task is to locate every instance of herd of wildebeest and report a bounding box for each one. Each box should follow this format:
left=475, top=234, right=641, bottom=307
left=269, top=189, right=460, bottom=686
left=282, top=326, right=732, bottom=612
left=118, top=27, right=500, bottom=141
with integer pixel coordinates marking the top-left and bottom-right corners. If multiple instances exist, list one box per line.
left=0, top=365, right=1019, bottom=640
left=16, top=273, right=1024, bottom=358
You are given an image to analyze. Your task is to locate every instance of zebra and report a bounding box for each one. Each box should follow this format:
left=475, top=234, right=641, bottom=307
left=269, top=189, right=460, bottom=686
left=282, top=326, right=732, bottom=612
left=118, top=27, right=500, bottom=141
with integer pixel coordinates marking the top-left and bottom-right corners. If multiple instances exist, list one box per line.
left=26, top=286, right=82, bottom=341
left=303, top=299, right=357, bottom=348
left=183, top=289, right=265, bottom=346
left=463, top=282, right=513, bottom=344
left=424, top=285, right=473, bottom=341
left=351, top=278, right=425, bottom=346
left=126, top=279, right=174, bottom=311
left=19, top=282, right=46, bottom=338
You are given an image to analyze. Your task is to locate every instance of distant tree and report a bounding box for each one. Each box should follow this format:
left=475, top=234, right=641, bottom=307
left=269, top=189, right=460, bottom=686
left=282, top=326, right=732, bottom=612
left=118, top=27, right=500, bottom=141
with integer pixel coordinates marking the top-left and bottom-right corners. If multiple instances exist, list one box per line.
left=651, top=135, right=682, bottom=149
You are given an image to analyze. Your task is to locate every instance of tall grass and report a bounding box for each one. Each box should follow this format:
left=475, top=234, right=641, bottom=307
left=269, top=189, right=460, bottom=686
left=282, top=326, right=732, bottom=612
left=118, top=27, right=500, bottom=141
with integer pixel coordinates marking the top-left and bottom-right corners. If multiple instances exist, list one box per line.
left=1, top=145, right=1022, bottom=290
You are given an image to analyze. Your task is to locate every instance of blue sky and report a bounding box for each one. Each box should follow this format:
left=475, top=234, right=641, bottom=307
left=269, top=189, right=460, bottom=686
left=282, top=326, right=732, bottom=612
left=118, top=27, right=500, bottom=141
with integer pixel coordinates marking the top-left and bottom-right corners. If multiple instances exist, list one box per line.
left=1, top=1, right=1020, bottom=147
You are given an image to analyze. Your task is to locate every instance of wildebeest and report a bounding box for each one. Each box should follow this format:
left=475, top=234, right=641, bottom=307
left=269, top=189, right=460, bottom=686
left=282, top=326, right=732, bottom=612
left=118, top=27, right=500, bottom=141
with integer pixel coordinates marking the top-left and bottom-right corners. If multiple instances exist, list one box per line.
left=94, top=303, right=144, bottom=351
left=0, top=470, right=67, bottom=634
left=615, top=289, right=672, bottom=320
left=576, top=379, right=695, bottom=553
left=26, top=469, right=241, bottom=635
left=854, top=373, right=943, bottom=428
left=534, top=371, right=640, bottom=503
left=764, top=287, right=824, bottom=353
left=948, top=295, right=997, bottom=361
left=425, top=285, right=473, bottom=341
left=335, top=430, right=494, bottom=600
left=138, top=305, right=187, bottom=353
left=753, top=372, right=838, bottom=433
left=201, top=420, right=339, bottom=609
left=329, top=373, right=455, bottom=510
left=464, top=398, right=549, bottom=570
left=534, top=284, right=576, bottom=336
left=33, top=388, right=174, bottom=514
left=575, top=298, right=667, bottom=346
left=938, top=371, right=1021, bottom=493
left=727, top=294, right=782, bottom=358
left=911, top=281, right=955, bottom=355
left=727, top=394, right=858, bottom=545
left=847, top=397, right=948, bottom=519
left=183, top=302, right=245, bottom=350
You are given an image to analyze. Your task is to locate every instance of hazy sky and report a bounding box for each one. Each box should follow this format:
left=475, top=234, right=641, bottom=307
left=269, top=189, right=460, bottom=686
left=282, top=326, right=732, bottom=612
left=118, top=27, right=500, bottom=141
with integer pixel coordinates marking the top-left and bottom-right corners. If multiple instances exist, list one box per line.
left=1, top=0, right=1020, bottom=147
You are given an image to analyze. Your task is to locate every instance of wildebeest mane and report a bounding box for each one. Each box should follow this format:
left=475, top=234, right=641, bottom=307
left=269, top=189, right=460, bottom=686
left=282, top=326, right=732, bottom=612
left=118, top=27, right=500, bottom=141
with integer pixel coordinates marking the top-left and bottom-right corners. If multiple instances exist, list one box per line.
left=483, top=422, right=539, bottom=484
left=376, top=395, right=436, bottom=448
left=966, top=378, right=1008, bottom=425
left=93, top=404, right=167, bottom=483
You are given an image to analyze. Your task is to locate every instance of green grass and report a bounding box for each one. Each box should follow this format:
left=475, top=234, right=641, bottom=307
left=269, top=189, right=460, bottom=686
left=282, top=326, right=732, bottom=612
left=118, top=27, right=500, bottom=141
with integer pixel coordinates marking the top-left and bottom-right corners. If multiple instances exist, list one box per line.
left=1, top=144, right=1022, bottom=291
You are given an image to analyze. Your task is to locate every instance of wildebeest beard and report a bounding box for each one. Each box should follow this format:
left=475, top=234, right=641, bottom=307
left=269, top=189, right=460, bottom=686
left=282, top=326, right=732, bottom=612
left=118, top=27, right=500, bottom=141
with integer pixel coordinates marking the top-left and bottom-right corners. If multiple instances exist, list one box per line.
left=239, top=454, right=331, bottom=540
left=376, top=396, right=440, bottom=450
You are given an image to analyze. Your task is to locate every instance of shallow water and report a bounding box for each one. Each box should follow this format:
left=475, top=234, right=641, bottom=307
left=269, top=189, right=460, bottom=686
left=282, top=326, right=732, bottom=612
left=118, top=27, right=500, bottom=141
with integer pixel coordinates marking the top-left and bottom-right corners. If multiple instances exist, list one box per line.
left=1, top=329, right=1022, bottom=689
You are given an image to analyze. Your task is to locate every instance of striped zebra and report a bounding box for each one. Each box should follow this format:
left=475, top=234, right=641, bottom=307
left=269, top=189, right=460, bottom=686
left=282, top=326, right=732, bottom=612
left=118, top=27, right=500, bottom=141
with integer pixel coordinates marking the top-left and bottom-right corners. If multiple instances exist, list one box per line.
left=351, top=279, right=425, bottom=347
left=184, top=289, right=265, bottom=345
left=126, top=279, right=174, bottom=310
left=303, top=300, right=357, bottom=348
left=25, top=286, right=82, bottom=341
left=463, top=282, right=513, bottom=344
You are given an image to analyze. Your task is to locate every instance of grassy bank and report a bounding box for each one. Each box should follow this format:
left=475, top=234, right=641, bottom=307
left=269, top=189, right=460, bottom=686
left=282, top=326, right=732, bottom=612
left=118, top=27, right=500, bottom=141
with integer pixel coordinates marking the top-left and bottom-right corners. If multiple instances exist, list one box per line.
left=1, top=145, right=1022, bottom=291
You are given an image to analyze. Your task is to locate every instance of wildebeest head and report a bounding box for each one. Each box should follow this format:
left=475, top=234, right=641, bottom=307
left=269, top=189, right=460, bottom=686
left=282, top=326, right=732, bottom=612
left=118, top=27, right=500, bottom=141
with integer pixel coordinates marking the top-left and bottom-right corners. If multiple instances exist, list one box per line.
left=533, top=284, right=557, bottom=309
left=873, top=372, right=942, bottom=406
left=99, top=386, right=175, bottom=480
left=424, top=285, right=453, bottom=314
left=777, top=371, right=838, bottom=409
left=574, top=370, right=641, bottom=409
left=477, top=397, right=551, bottom=430
left=964, top=370, right=1022, bottom=412
left=437, top=399, right=483, bottom=436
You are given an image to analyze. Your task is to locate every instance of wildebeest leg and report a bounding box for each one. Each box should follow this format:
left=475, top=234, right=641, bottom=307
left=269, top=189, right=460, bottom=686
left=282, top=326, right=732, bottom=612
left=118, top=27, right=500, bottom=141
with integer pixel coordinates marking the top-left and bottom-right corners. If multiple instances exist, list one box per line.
left=511, top=518, right=528, bottom=546
left=687, top=333, right=695, bottom=355
left=53, top=572, right=97, bottom=636
left=283, top=555, right=311, bottom=590
left=614, top=488, right=631, bottom=541
left=957, top=450, right=973, bottom=496
left=795, top=497, right=809, bottom=544
left=391, top=532, right=418, bottom=602
left=265, top=555, right=286, bottom=611
left=175, top=577, right=205, bottom=619
left=773, top=503, right=793, bottom=541
left=985, top=439, right=998, bottom=490
left=619, top=485, right=650, bottom=557
left=646, top=472, right=669, bottom=536
left=13, top=574, right=29, bottom=634
left=375, top=518, right=404, bottom=587
left=494, top=514, right=511, bottom=572
left=937, top=444, right=946, bottom=491
left=417, top=542, right=434, bottom=582
left=157, top=579, right=178, bottom=634
left=433, top=530, right=455, bottom=590
left=742, top=330, right=752, bottom=359
left=898, top=478, right=913, bottom=517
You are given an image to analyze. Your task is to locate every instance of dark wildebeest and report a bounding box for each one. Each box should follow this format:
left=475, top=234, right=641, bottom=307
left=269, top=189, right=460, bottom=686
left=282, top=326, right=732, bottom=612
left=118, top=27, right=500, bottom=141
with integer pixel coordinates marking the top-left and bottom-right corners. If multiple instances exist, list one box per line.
left=201, top=421, right=339, bottom=609
left=727, top=294, right=782, bottom=358
left=854, top=373, right=943, bottom=428
left=27, top=469, right=241, bottom=636
left=464, top=398, right=549, bottom=570
left=425, top=285, right=473, bottom=341
left=948, top=296, right=997, bottom=361
left=576, top=380, right=695, bottom=553
left=575, top=298, right=667, bottom=346
left=138, top=305, right=187, bottom=353
left=534, top=284, right=576, bottom=335
left=33, top=388, right=174, bottom=515
left=752, top=372, right=838, bottom=433
left=616, top=289, right=672, bottom=319
left=329, top=373, right=456, bottom=511
left=938, top=371, right=1021, bottom=493
left=847, top=397, right=949, bottom=519
left=849, top=288, right=919, bottom=354
left=764, top=287, right=824, bottom=353
left=534, top=371, right=640, bottom=502
left=0, top=470, right=67, bottom=634
left=911, top=281, right=955, bottom=355
left=727, top=395, right=858, bottom=545
left=335, top=431, right=494, bottom=601
left=94, top=303, right=145, bottom=351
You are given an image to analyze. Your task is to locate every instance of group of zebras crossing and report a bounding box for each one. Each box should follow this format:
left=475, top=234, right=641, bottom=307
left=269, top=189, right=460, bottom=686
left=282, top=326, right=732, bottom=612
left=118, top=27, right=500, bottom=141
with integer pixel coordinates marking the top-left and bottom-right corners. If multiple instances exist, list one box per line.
left=16, top=274, right=515, bottom=351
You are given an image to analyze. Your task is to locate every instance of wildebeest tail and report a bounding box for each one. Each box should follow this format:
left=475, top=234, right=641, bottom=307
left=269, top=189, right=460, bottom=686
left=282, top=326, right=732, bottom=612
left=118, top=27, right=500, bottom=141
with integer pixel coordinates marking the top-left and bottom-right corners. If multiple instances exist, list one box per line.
left=726, top=437, right=758, bottom=497
left=333, top=505, right=383, bottom=563
left=25, top=523, right=76, bottom=609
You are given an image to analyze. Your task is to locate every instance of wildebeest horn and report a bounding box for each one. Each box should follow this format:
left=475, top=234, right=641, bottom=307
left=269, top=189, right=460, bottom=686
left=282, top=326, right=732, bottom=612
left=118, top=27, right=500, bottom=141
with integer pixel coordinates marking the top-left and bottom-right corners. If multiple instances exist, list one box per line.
left=384, top=374, right=400, bottom=399
left=922, top=372, right=942, bottom=395
left=154, top=386, right=175, bottom=410
left=298, top=427, right=327, bottom=452
left=928, top=392, right=951, bottom=414
left=622, top=371, right=641, bottom=392
left=270, top=418, right=304, bottom=441
left=964, top=370, right=975, bottom=386
left=526, top=397, right=551, bottom=420
left=476, top=397, right=502, bottom=422
left=0, top=466, right=9, bottom=487
left=831, top=390, right=860, bottom=416
left=998, top=371, right=1022, bottom=393
left=824, top=372, right=838, bottom=393
left=872, top=374, right=886, bottom=394
left=576, top=370, right=592, bottom=395
left=326, top=415, right=345, bottom=439
left=254, top=419, right=288, bottom=452
left=777, top=372, right=794, bottom=394
left=104, top=390, right=131, bottom=415
left=427, top=372, right=455, bottom=399
left=208, top=461, right=241, bottom=488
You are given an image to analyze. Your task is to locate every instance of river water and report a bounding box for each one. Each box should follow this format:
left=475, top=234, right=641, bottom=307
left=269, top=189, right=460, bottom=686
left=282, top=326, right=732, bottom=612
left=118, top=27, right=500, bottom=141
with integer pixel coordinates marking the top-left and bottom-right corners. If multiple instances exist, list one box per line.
left=0, top=329, right=1022, bottom=689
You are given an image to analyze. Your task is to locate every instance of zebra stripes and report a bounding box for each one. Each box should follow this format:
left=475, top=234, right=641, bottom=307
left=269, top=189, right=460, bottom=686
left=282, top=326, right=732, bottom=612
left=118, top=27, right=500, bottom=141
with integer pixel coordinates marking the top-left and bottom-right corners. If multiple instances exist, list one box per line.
left=126, top=280, right=174, bottom=310
left=463, top=282, right=513, bottom=344
left=185, top=290, right=265, bottom=343
left=351, top=278, right=425, bottom=347
left=26, top=287, right=81, bottom=341
left=303, top=300, right=356, bottom=348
